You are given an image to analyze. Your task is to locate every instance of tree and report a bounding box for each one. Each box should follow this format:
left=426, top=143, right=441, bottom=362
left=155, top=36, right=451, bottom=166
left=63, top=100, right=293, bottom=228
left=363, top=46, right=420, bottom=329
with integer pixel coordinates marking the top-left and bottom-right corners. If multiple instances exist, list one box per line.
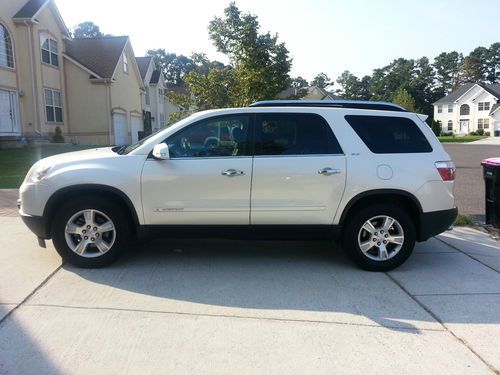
left=433, top=51, right=462, bottom=94
left=486, top=42, right=500, bottom=83
left=72, top=22, right=104, bottom=38
left=146, top=49, right=194, bottom=86
left=289, top=76, right=309, bottom=89
left=335, top=70, right=371, bottom=100
left=456, top=55, right=484, bottom=85
left=311, top=72, right=332, bottom=88
left=392, top=87, right=417, bottom=112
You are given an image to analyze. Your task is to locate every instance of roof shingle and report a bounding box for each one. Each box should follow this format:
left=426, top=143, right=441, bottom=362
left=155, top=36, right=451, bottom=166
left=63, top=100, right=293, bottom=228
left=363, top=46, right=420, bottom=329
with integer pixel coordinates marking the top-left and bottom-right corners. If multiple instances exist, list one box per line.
left=13, top=0, right=49, bottom=19
left=135, top=57, right=151, bottom=80
left=65, top=36, right=128, bottom=79
left=434, top=83, right=500, bottom=104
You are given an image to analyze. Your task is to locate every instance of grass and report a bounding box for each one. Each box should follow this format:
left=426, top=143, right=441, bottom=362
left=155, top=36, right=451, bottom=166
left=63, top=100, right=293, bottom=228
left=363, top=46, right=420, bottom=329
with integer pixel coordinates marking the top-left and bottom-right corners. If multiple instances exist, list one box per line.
left=0, top=144, right=98, bottom=189
left=454, top=213, right=474, bottom=226
left=438, top=135, right=488, bottom=143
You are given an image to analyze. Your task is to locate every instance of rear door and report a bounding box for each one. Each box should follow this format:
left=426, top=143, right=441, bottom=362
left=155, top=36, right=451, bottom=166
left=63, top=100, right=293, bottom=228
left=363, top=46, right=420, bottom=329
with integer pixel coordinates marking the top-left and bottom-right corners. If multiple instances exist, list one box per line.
left=250, top=112, right=346, bottom=225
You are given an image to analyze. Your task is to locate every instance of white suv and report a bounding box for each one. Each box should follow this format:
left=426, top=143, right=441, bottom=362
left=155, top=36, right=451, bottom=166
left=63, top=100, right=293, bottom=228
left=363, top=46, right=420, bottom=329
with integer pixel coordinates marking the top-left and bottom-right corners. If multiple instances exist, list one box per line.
left=18, top=101, right=457, bottom=271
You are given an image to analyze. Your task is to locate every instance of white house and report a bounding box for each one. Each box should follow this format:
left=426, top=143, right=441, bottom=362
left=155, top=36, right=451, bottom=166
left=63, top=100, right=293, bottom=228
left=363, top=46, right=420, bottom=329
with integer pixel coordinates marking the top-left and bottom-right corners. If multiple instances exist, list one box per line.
left=136, top=56, right=168, bottom=134
left=433, top=83, right=500, bottom=136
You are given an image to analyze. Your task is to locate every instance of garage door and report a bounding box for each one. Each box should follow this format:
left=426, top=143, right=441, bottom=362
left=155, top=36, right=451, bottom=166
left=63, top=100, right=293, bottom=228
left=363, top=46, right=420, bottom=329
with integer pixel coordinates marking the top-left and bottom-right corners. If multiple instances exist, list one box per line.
left=131, top=116, right=142, bottom=144
left=113, top=113, right=128, bottom=146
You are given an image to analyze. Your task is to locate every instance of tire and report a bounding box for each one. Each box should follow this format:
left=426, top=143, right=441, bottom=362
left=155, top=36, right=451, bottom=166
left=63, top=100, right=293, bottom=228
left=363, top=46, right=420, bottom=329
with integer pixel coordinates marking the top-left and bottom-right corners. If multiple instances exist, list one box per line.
left=342, top=204, right=416, bottom=271
left=51, top=196, right=132, bottom=268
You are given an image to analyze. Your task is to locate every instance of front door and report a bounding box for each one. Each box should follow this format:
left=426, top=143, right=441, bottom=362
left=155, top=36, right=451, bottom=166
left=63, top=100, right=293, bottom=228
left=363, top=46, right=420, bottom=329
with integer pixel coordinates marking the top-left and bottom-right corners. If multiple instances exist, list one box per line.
left=460, top=119, right=469, bottom=134
left=250, top=113, right=346, bottom=225
left=141, top=114, right=253, bottom=225
left=131, top=116, right=142, bottom=143
left=0, top=90, right=20, bottom=135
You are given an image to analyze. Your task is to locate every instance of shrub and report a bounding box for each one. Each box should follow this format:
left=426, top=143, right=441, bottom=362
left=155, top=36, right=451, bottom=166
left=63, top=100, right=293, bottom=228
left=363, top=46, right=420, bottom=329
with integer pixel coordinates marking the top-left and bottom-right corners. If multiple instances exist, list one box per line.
left=477, top=129, right=484, bottom=136
left=469, top=131, right=477, bottom=136
left=430, top=119, right=441, bottom=136
left=454, top=213, right=473, bottom=226
left=52, top=126, right=65, bottom=143
left=485, top=131, right=490, bottom=136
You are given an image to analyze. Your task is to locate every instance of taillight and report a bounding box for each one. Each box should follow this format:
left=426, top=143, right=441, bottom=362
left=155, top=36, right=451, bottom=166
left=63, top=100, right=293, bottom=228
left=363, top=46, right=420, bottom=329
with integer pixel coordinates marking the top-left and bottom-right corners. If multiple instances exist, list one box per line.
left=435, top=161, right=456, bottom=181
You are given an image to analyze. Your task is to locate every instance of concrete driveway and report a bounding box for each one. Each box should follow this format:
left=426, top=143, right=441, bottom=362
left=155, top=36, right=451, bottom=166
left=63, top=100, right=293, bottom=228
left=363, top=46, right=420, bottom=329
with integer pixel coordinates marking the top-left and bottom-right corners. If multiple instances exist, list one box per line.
left=0, top=215, right=499, bottom=374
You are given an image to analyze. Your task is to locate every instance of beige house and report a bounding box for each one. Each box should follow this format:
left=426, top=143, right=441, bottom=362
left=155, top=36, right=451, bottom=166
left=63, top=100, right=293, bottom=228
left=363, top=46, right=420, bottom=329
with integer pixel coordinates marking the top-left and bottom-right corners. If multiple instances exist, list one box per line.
left=301, top=86, right=340, bottom=100
left=0, top=0, right=144, bottom=146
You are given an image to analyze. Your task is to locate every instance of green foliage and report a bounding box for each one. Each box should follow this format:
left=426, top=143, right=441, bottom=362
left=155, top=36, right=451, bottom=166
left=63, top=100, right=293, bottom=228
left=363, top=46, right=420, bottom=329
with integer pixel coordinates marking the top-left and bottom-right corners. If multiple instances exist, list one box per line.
left=72, top=22, right=104, bottom=38
left=335, top=70, right=370, bottom=100
left=146, top=49, right=195, bottom=86
left=454, top=213, right=473, bottom=226
left=438, top=135, right=486, bottom=143
left=429, top=119, right=442, bottom=136
left=477, top=128, right=485, bottom=136
left=289, top=76, right=309, bottom=89
left=311, top=72, right=332, bottom=89
left=51, top=126, right=65, bottom=143
left=392, top=87, right=417, bottom=112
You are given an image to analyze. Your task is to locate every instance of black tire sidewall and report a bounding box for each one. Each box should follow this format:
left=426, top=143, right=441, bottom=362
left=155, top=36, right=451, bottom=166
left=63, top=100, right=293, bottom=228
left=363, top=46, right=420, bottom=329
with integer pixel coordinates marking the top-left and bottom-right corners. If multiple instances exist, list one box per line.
left=342, top=204, right=416, bottom=271
left=51, top=196, right=131, bottom=268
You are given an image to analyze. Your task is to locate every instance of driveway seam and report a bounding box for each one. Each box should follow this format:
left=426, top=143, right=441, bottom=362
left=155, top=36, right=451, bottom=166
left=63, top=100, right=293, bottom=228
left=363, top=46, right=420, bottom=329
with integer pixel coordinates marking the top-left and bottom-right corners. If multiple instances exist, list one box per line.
left=413, top=292, right=500, bottom=297
left=436, top=237, right=500, bottom=274
left=385, top=272, right=499, bottom=374
left=23, top=302, right=445, bottom=332
left=0, top=264, right=63, bottom=326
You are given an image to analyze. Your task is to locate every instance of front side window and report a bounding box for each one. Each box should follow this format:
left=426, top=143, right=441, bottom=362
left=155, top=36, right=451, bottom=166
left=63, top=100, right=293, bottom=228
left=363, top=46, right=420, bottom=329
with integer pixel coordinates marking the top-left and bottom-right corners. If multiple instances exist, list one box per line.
left=123, top=53, right=128, bottom=73
left=44, top=88, right=63, bottom=122
left=448, top=104, right=453, bottom=113
left=460, top=104, right=470, bottom=116
left=345, top=115, right=432, bottom=154
left=448, top=120, right=453, bottom=131
left=478, top=102, right=490, bottom=111
left=0, top=24, right=14, bottom=68
left=254, top=113, right=342, bottom=156
left=166, top=115, right=250, bottom=158
left=437, top=105, right=443, bottom=113
left=40, top=35, right=58, bottom=67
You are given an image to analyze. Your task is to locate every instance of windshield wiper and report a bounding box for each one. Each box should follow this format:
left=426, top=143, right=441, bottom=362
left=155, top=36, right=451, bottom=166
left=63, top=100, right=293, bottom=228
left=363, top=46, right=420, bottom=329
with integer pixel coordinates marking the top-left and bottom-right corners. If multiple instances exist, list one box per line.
left=112, top=145, right=128, bottom=154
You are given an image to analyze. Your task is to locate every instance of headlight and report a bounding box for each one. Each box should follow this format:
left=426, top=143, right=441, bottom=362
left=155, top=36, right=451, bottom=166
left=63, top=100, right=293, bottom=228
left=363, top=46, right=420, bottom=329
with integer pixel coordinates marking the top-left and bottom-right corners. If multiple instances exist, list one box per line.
left=27, top=164, right=53, bottom=183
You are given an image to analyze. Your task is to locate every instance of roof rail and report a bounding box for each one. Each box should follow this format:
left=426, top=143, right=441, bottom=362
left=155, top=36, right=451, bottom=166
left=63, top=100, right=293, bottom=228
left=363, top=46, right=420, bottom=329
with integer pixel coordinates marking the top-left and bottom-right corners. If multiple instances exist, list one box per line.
left=249, top=100, right=407, bottom=112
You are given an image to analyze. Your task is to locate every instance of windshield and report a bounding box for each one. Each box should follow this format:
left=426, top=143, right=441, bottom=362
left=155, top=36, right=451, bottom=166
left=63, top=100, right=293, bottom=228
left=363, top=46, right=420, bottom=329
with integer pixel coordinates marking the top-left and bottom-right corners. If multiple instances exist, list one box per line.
left=118, top=132, right=158, bottom=155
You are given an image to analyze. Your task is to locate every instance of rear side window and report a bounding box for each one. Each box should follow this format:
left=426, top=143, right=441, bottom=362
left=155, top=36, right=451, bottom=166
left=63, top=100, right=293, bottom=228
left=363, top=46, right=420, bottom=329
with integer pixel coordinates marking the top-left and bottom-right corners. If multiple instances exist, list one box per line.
left=345, top=115, right=432, bottom=154
left=255, top=113, right=343, bottom=156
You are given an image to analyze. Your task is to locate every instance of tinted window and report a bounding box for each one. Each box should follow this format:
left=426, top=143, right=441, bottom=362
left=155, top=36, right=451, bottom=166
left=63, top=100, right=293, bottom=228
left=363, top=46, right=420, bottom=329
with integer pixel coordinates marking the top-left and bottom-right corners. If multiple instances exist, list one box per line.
left=345, top=115, right=432, bottom=154
left=255, top=113, right=342, bottom=156
left=166, top=115, right=251, bottom=158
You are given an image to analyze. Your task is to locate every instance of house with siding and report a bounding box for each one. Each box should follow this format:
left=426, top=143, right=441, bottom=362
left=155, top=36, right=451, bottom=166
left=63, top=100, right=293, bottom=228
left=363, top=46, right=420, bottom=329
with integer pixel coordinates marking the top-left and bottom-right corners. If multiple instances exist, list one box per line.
left=433, top=83, right=500, bottom=136
left=0, top=0, right=145, bottom=146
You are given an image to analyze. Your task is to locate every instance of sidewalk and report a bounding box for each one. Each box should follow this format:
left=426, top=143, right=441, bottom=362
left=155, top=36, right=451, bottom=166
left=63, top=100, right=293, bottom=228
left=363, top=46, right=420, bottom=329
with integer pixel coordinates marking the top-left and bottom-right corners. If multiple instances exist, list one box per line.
left=470, top=136, right=500, bottom=145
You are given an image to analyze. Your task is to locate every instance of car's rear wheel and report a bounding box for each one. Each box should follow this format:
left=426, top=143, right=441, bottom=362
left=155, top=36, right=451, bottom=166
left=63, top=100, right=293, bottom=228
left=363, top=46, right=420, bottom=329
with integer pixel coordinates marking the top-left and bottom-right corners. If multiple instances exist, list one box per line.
left=342, top=204, right=416, bottom=271
left=51, top=197, right=131, bottom=267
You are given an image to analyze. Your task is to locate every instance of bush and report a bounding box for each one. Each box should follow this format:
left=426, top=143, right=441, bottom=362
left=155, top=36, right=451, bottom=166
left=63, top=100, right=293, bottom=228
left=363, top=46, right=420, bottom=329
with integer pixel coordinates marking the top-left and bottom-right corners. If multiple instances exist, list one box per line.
left=430, top=119, right=441, bottom=136
left=485, top=131, right=490, bottom=136
left=477, top=129, right=484, bottom=136
left=440, top=131, right=454, bottom=137
left=469, top=131, right=477, bottom=136
left=51, top=126, right=65, bottom=143
left=454, top=213, right=473, bottom=226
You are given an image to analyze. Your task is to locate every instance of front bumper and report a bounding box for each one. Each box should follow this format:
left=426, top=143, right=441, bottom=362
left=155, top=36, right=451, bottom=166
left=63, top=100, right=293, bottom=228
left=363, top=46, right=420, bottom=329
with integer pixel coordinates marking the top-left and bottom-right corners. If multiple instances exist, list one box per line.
left=20, top=213, right=50, bottom=239
left=418, top=207, right=458, bottom=241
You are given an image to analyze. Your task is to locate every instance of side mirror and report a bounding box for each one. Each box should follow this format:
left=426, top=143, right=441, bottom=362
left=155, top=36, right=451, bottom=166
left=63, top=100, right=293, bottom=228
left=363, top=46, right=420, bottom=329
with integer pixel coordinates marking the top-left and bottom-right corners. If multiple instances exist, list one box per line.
left=152, top=143, right=170, bottom=160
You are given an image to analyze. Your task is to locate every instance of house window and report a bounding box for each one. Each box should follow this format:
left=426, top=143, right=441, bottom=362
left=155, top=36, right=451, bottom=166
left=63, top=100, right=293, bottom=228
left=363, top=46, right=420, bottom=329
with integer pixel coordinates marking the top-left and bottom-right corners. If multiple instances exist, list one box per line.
left=40, top=35, right=58, bottom=67
left=160, top=113, right=165, bottom=128
left=448, top=104, right=453, bottom=113
left=0, top=24, right=14, bottom=68
left=448, top=120, right=453, bottom=131
left=145, top=87, right=150, bottom=105
left=437, top=105, right=442, bottom=113
left=460, top=104, right=470, bottom=116
left=478, top=118, right=490, bottom=129
left=478, top=102, right=490, bottom=111
left=123, top=53, right=128, bottom=73
left=44, top=88, right=63, bottom=122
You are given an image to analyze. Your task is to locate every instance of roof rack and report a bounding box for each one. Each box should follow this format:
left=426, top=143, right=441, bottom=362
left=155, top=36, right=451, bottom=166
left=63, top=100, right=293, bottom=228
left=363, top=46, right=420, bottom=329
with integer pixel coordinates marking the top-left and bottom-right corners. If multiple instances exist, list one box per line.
left=249, top=100, right=407, bottom=112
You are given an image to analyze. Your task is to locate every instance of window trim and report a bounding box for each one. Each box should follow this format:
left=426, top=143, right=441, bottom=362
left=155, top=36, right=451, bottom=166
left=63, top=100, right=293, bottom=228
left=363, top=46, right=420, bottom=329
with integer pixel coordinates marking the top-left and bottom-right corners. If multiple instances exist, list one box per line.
left=460, top=104, right=470, bottom=116
left=40, top=34, right=58, bottom=68
left=478, top=102, right=490, bottom=111
left=447, top=104, right=453, bottom=113
left=43, top=87, right=63, bottom=123
left=437, top=105, right=443, bottom=113
left=447, top=120, right=453, bottom=131
left=0, top=23, right=15, bottom=69
left=123, top=52, right=128, bottom=74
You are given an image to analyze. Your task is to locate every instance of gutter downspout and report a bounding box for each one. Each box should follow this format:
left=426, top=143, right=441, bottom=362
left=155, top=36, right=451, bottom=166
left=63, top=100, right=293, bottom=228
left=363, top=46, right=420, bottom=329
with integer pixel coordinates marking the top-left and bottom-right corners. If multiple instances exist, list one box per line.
left=25, top=21, right=41, bottom=136
left=106, top=80, right=112, bottom=145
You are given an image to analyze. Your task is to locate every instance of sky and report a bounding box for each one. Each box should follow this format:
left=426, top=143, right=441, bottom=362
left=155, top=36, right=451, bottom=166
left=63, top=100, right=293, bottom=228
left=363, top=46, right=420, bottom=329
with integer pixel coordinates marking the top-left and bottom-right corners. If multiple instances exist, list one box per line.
left=55, top=0, right=500, bottom=83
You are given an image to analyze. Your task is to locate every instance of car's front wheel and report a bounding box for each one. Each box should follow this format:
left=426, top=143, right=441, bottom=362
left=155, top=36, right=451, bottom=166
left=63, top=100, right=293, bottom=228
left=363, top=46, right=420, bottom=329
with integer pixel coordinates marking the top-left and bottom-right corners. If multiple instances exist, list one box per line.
left=342, top=204, right=416, bottom=271
left=51, top=197, right=131, bottom=267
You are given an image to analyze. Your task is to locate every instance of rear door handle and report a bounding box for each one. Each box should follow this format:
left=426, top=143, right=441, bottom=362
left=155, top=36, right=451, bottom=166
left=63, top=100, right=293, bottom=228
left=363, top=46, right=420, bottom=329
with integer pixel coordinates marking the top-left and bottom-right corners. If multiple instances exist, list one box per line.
left=221, top=169, right=245, bottom=176
left=318, top=168, right=341, bottom=175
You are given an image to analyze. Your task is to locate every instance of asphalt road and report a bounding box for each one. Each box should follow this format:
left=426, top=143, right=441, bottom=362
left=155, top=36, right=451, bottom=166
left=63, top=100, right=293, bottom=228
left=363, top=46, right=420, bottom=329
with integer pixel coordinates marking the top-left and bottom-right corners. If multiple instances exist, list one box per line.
left=444, top=144, right=500, bottom=222
left=0, top=216, right=499, bottom=374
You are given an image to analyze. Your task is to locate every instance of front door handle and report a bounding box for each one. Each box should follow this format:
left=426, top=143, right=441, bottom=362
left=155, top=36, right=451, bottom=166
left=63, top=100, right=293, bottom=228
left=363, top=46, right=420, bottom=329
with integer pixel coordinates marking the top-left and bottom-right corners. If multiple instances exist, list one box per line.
left=318, top=167, right=341, bottom=175
left=221, top=169, right=245, bottom=176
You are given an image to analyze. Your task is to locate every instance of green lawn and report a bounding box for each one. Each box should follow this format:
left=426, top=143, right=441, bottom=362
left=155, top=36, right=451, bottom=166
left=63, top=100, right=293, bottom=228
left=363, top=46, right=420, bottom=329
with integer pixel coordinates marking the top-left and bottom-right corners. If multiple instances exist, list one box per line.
left=438, top=135, right=488, bottom=143
left=0, top=145, right=98, bottom=189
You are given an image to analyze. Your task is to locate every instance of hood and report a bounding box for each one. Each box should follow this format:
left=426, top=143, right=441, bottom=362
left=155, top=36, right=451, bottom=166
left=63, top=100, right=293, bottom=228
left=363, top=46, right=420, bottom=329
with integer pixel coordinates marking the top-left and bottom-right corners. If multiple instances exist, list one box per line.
left=38, top=147, right=117, bottom=166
